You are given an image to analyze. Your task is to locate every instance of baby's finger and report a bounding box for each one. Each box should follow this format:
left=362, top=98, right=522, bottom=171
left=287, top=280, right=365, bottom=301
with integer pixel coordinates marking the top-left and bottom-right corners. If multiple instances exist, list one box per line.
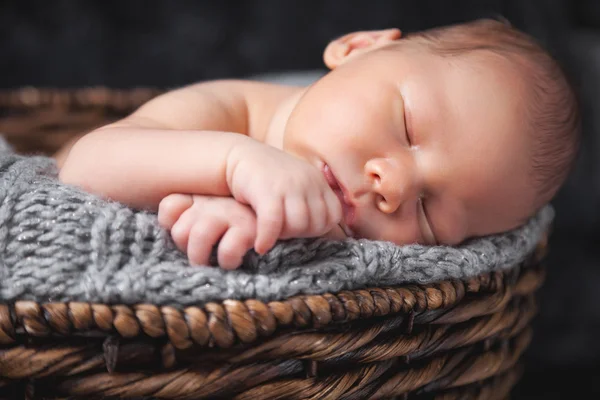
left=217, top=226, right=255, bottom=270
left=254, top=198, right=283, bottom=255
left=169, top=208, right=196, bottom=253
left=158, top=194, right=193, bottom=230
left=324, top=188, right=343, bottom=227
left=187, top=219, right=227, bottom=266
left=282, top=195, right=310, bottom=237
left=307, top=193, right=329, bottom=235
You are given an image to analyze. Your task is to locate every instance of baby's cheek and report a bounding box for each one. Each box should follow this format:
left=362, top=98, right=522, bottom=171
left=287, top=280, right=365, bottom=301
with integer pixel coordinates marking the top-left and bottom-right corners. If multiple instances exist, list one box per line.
left=362, top=218, right=422, bottom=245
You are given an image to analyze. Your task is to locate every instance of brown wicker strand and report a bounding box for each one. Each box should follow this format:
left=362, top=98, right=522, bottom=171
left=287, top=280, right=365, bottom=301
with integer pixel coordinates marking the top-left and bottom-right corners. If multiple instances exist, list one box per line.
left=369, top=328, right=532, bottom=399
left=56, top=359, right=303, bottom=399
left=330, top=296, right=536, bottom=365
left=224, top=313, right=400, bottom=365
left=0, top=340, right=163, bottom=380
left=0, top=306, right=15, bottom=344
left=413, top=366, right=523, bottom=400
left=0, top=344, right=96, bottom=379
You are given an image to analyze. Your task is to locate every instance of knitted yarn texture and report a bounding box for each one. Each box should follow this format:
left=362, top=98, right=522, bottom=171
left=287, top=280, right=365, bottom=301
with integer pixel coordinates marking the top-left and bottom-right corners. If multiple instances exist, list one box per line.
left=0, top=137, right=553, bottom=306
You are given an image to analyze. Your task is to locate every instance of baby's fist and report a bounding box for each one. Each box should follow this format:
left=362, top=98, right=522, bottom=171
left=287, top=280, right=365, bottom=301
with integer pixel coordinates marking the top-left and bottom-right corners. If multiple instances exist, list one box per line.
left=158, top=194, right=257, bottom=269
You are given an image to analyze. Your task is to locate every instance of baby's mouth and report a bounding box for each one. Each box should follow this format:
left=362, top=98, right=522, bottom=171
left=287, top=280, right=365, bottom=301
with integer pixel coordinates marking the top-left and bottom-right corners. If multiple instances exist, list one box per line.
left=322, top=164, right=356, bottom=238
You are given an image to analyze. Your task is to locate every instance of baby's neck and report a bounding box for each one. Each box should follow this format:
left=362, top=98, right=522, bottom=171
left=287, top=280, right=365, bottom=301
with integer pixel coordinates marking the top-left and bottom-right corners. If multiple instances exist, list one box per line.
left=263, top=88, right=306, bottom=149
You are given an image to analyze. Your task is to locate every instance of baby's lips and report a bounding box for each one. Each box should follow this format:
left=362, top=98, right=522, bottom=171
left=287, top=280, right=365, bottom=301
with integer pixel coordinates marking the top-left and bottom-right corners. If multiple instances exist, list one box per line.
left=322, top=164, right=340, bottom=189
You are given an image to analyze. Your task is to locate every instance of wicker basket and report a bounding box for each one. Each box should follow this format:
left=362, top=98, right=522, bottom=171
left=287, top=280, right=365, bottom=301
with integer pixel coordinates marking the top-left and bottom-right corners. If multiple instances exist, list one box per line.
left=0, top=88, right=548, bottom=400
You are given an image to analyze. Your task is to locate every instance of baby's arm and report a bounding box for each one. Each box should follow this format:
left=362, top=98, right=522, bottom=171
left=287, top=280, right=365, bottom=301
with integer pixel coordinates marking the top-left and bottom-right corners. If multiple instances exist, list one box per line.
left=59, top=80, right=342, bottom=261
left=58, top=80, right=296, bottom=211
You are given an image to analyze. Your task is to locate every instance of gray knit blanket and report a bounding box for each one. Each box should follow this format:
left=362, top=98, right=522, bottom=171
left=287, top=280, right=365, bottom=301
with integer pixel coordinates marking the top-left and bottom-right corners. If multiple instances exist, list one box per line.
left=0, top=137, right=553, bottom=306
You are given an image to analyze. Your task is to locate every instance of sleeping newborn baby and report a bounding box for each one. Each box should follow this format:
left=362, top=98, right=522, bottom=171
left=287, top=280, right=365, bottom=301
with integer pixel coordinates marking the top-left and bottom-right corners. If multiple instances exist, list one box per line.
left=56, top=19, right=580, bottom=269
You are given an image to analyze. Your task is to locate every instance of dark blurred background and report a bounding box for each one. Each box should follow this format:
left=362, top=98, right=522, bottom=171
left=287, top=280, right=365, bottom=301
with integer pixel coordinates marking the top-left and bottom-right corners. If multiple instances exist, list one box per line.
left=1, top=0, right=598, bottom=398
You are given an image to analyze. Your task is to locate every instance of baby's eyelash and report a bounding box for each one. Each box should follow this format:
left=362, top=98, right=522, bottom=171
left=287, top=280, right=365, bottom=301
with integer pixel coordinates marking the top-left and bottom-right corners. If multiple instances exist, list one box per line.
left=404, top=111, right=412, bottom=146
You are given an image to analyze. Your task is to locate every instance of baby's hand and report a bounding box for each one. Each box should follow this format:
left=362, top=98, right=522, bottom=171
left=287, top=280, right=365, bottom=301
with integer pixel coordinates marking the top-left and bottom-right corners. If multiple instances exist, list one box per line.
left=158, top=194, right=257, bottom=269
left=226, top=141, right=342, bottom=254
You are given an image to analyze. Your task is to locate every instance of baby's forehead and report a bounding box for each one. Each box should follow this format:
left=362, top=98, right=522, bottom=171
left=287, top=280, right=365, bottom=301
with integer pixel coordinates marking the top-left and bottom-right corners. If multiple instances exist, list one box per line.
left=452, top=49, right=542, bottom=98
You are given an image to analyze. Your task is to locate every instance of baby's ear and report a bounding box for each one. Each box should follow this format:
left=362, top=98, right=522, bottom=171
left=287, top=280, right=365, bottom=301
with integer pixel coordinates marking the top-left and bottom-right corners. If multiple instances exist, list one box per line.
left=323, top=28, right=402, bottom=69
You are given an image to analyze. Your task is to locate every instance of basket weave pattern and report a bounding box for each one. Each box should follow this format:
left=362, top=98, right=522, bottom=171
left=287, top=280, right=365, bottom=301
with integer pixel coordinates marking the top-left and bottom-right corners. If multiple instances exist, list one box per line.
left=0, top=88, right=547, bottom=399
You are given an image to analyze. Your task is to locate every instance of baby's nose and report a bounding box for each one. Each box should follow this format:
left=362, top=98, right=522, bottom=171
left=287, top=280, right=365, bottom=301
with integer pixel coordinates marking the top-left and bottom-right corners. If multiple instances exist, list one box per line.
left=365, top=158, right=414, bottom=214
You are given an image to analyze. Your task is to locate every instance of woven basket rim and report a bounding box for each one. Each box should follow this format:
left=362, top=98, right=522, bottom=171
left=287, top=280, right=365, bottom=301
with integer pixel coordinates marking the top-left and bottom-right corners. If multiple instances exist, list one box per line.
left=0, top=87, right=163, bottom=109
left=0, top=248, right=545, bottom=349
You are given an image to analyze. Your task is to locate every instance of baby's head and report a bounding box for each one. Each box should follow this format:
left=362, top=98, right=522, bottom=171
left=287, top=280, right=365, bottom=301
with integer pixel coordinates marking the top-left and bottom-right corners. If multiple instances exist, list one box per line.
left=282, top=19, right=580, bottom=245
